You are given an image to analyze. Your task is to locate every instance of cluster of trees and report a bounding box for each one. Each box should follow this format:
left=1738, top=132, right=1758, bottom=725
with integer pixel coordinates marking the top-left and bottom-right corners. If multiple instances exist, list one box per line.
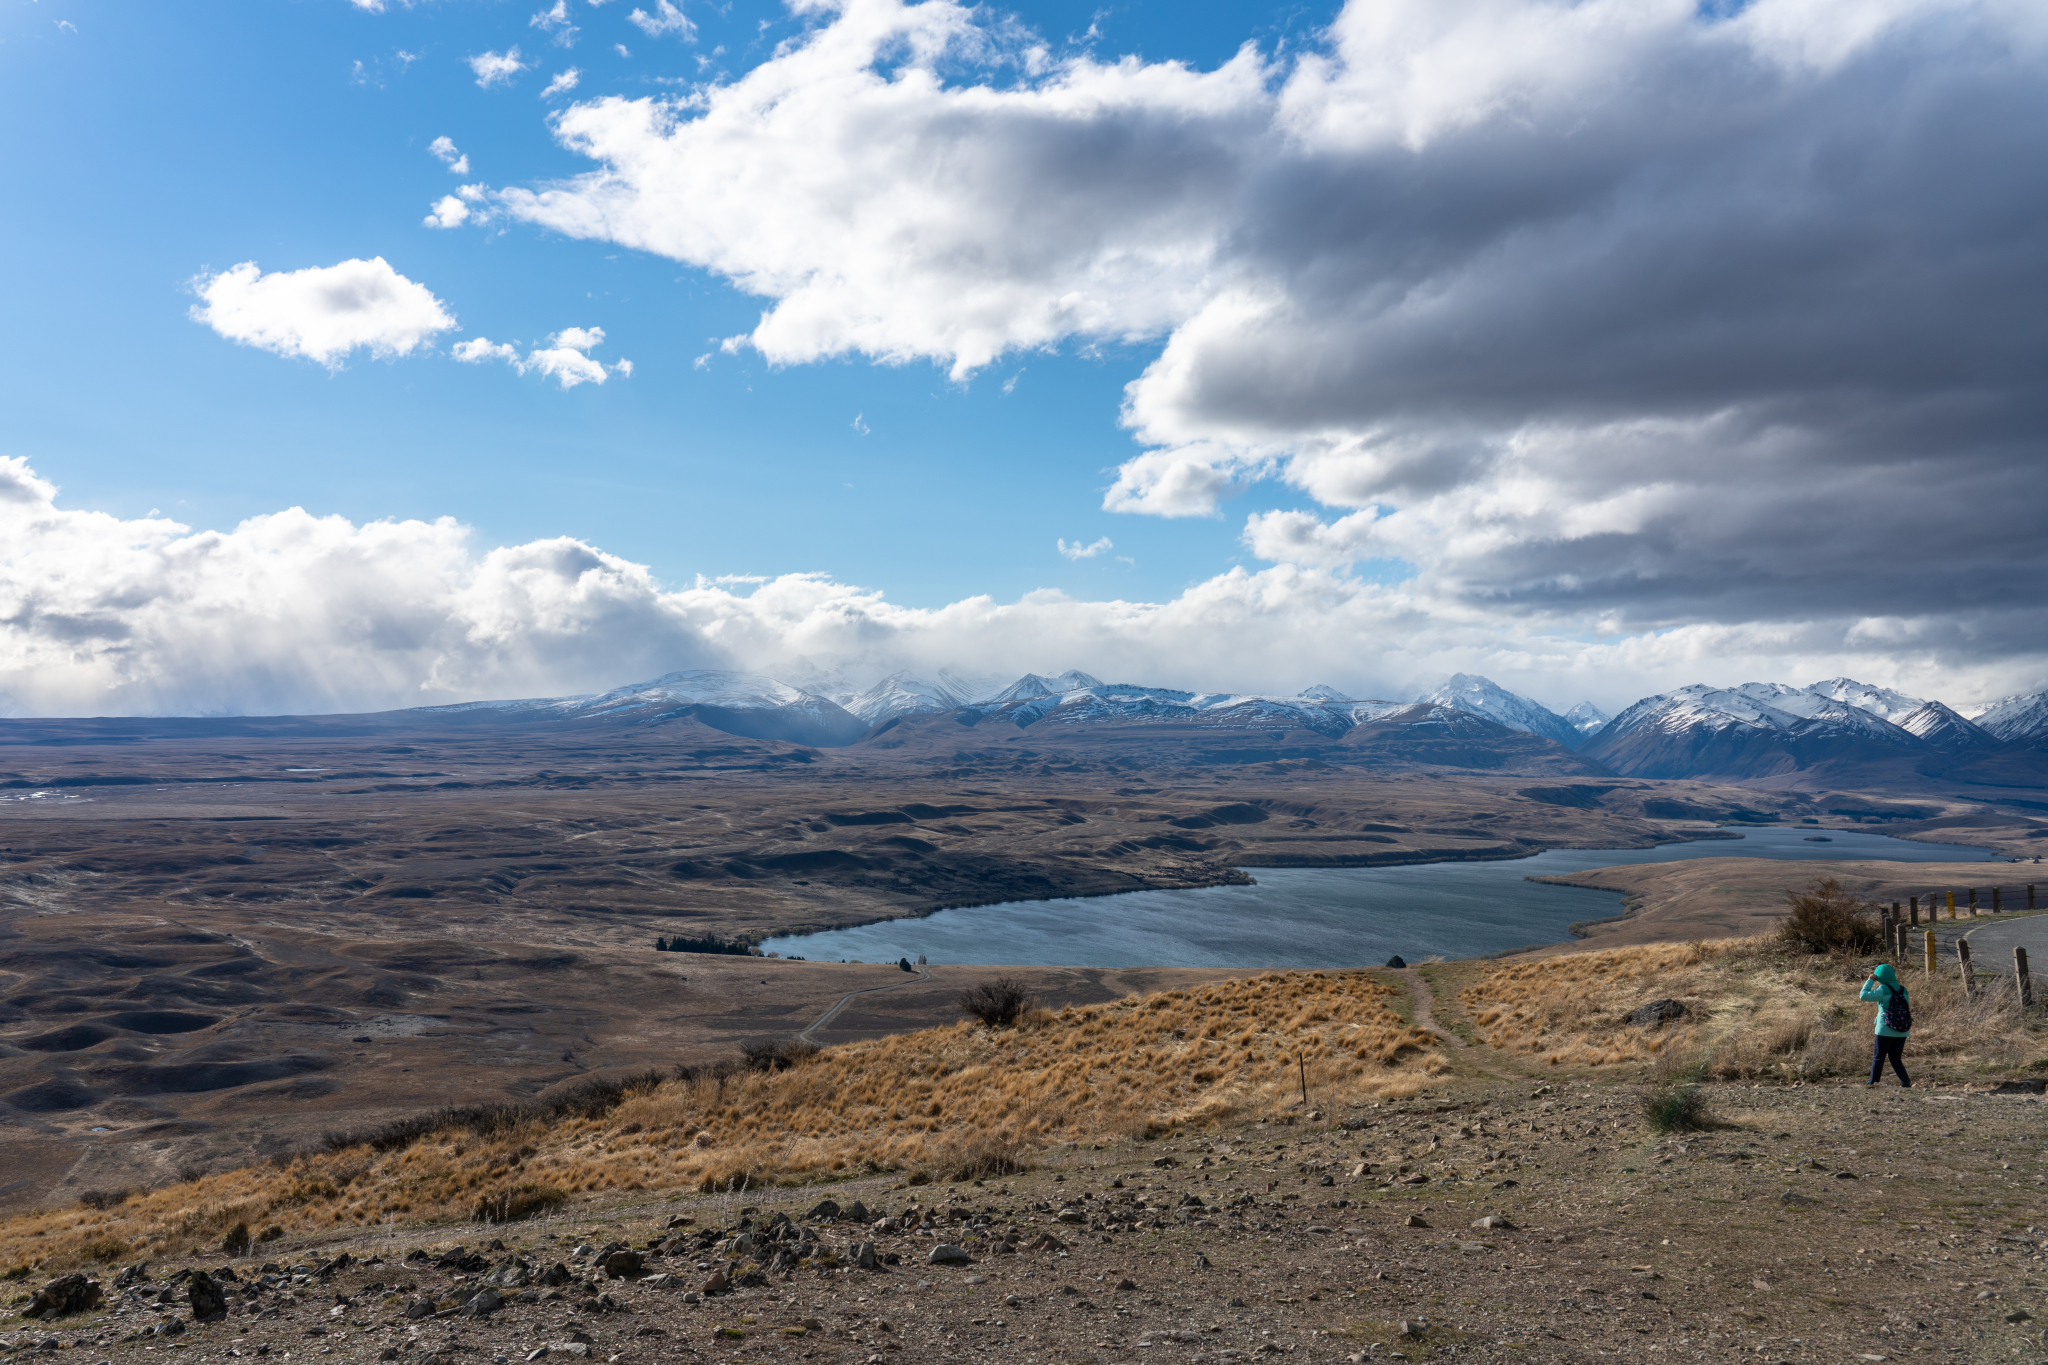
left=653, top=934, right=751, bottom=956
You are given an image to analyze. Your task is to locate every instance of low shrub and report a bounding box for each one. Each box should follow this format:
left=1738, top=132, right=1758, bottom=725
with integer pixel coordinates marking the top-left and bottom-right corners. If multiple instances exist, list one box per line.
left=77, top=1189, right=131, bottom=1212
left=1779, top=876, right=1882, bottom=954
left=739, top=1040, right=819, bottom=1073
left=1642, top=1083, right=1712, bottom=1133
left=958, top=978, right=1036, bottom=1028
left=474, top=1184, right=567, bottom=1224
left=220, top=1221, right=251, bottom=1257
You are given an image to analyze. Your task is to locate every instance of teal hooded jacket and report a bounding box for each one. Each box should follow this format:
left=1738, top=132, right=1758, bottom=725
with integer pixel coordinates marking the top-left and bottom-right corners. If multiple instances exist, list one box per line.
left=1859, top=963, right=1910, bottom=1037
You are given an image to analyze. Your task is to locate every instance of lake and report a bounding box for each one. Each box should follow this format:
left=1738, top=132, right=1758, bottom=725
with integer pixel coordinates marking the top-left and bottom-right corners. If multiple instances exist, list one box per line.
left=759, top=826, right=2010, bottom=968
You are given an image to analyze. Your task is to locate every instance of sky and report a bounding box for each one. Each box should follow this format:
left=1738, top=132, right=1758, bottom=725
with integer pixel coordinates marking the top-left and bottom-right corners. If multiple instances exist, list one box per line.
left=2, top=0, right=2046, bottom=720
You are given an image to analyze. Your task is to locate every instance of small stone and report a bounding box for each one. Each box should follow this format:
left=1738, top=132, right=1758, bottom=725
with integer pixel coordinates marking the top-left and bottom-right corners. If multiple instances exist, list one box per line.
left=187, top=1274, right=229, bottom=1324
left=1752, top=1279, right=1772, bottom=1292
left=805, top=1199, right=842, bottom=1222
left=1192, top=1254, right=1211, bottom=1269
left=1402, top=1215, right=1429, bottom=1229
left=1779, top=1193, right=1815, bottom=1208
left=598, top=1250, right=644, bottom=1280
left=1397, top=1318, right=1426, bottom=1338
left=1056, top=1208, right=1088, bottom=1224
left=1116, top=1278, right=1138, bottom=1291
left=524, top=1351, right=549, bottom=1363
left=1317, top=1175, right=1334, bottom=1187
left=927, top=1245, right=973, bottom=1266
left=699, top=1270, right=729, bottom=1296
left=2006, top=1309, right=2033, bottom=1324
left=1472, top=1215, right=1515, bottom=1230
left=1385, top=955, right=1407, bottom=969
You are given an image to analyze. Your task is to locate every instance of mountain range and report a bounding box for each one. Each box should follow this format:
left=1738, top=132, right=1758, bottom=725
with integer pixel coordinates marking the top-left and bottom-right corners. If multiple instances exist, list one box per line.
left=4, top=663, right=2044, bottom=791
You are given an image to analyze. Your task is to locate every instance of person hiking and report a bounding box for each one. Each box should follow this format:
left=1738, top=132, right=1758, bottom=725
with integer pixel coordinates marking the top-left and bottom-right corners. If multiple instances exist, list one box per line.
left=1858, top=962, right=1912, bottom=1088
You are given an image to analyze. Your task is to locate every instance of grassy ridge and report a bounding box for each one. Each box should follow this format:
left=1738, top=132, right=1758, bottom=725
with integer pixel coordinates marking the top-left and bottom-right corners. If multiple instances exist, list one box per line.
left=1, top=970, right=1443, bottom=1276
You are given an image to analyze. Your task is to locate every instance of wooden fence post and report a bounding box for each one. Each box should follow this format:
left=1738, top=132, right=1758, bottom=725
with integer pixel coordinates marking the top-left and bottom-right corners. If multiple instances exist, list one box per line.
left=1968, top=888, right=1978, bottom=916
left=2030, top=884, right=2037, bottom=911
left=1948, top=892, right=1957, bottom=920
left=1958, top=939, right=1976, bottom=999
left=1909, top=896, right=1920, bottom=927
left=1993, top=887, right=2003, bottom=914
left=1923, top=929, right=1936, bottom=976
left=2018, top=947, right=2034, bottom=1010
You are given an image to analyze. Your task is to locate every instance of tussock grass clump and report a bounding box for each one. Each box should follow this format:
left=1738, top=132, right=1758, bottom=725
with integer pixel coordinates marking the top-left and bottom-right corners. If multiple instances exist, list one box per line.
left=1778, top=876, right=1882, bottom=955
left=0, top=970, right=1442, bottom=1275
left=1458, top=940, right=1720, bottom=1068
left=1641, top=1084, right=1711, bottom=1133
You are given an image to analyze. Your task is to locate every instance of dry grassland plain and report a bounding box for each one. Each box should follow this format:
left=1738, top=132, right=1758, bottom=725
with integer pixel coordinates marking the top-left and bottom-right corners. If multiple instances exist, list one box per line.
left=2, top=936, right=2045, bottom=1364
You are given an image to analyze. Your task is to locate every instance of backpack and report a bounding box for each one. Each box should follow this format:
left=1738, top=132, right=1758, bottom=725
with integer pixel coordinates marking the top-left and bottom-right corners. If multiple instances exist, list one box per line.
left=1881, top=984, right=1913, bottom=1034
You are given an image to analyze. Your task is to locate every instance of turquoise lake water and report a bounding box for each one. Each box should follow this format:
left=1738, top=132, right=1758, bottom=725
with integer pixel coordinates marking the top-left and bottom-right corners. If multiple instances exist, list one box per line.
left=759, top=826, right=2014, bottom=968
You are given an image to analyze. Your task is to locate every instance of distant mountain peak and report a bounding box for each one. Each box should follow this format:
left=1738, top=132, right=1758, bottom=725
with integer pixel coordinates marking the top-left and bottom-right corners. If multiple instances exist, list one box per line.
left=1299, top=683, right=1354, bottom=702
left=1973, top=690, right=2048, bottom=742
left=983, top=670, right=1105, bottom=705
left=1562, top=701, right=1610, bottom=736
left=1415, top=673, right=1583, bottom=750
left=1805, top=676, right=1927, bottom=725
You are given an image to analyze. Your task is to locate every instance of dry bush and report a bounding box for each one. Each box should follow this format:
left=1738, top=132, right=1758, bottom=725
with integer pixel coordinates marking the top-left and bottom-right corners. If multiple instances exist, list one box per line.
left=739, top=1040, right=819, bottom=1073
left=958, top=978, right=1037, bottom=1029
left=0, top=971, right=1444, bottom=1272
left=220, top=1221, right=252, bottom=1257
left=76, top=1189, right=131, bottom=1212
left=1779, top=876, right=1882, bottom=955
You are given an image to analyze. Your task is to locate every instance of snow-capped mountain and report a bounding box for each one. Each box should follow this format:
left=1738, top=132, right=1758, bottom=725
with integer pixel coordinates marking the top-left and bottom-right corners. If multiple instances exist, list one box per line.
left=980, top=670, right=1105, bottom=705
left=1584, top=681, right=1928, bottom=779
left=1805, top=677, right=1928, bottom=725
left=1973, top=691, right=2048, bottom=742
left=1416, top=674, right=1584, bottom=750
left=841, top=669, right=994, bottom=726
left=1897, top=701, right=2002, bottom=753
left=1563, top=701, right=1611, bottom=739
left=532, top=669, right=868, bottom=748
left=943, top=680, right=1412, bottom=739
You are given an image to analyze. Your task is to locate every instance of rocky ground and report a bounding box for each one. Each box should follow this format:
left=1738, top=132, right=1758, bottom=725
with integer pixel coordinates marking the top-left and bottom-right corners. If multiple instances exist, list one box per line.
left=4, top=1073, right=2043, bottom=1365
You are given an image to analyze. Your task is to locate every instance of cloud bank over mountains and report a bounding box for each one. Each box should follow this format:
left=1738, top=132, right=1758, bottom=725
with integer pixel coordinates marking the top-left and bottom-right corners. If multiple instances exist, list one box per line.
left=5, top=456, right=2044, bottom=721
left=488, top=0, right=2048, bottom=662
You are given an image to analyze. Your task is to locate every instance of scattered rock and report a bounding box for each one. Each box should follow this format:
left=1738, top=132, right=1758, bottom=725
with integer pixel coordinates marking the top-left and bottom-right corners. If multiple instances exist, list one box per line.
left=1991, top=1079, right=2048, bottom=1095
left=1626, top=999, right=1689, bottom=1027
left=1472, top=1215, right=1516, bottom=1230
left=1397, top=1318, right=1427, bottom=1338
left=28, top=1274, right=101, bottom=1320
left=700, top=1270, right=730, bottom=1296
left=1402, top=1215, right=1430, bottom=1229
left=2007, top=1309, right=2034, bottom=1324
left=1779, top=1193, right=1817, bottom=1208
left=928, top=1244, right=973, bottom=1265
left=460, top=1288, right=503, bottom=1319
left=1057, top=1208, right=1088, bottom=1223
left=1116, top=1278, right=1138, bottom=1291
left=1386, top=955, right=1407, bottom=969
left=598, top=1250, right=644, bottom=1279
left=1752, top=1279, right=1773, bottom=1292
left=1193, top=1254, right=1211, bottom=1269
left=851, top=1242, right=879, bottom=1271
left=805, top=1199, right=842, bottom=1221
left=187, top=1273, right=229, bottom=1323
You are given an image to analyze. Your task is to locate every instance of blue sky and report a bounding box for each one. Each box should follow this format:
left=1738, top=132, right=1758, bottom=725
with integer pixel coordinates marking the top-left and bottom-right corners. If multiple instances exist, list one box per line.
left=0, top=0, right=1345, bottom=610
left=2, top=0, right=2043, bottom=717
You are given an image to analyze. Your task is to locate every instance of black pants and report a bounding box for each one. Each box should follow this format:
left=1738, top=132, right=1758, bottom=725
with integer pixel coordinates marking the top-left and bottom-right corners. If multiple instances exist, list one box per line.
left=1870, top=1033, right=1910, bottom=1086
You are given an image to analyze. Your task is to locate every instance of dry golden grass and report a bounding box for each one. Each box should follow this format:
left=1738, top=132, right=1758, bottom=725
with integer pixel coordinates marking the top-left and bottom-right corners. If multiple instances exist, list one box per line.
left=1459, top=936, right=2048, bottom=1081
left=0, top=971, right=1442, bottom=1276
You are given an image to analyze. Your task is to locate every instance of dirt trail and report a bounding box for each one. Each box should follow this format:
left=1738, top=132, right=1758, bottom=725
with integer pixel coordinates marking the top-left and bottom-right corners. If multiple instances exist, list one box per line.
left=797, top=962, right=934, bottom=1043
left=1398, top=966, right=1464, bottom=1047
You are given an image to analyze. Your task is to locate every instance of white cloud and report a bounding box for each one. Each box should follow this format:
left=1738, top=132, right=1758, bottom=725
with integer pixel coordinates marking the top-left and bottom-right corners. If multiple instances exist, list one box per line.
left=452, top=337, right=520, bottom=364
left=428, top=135, right=471, bottom=176
left=448, top=325, right=630, bottom=388
left=487, top=0, right=2048, bottom=664
left=627, top=0, right=694, bottom=40
left=188, top=258, right=457, bottom=368
left=468, top=48, right=528, bottom=87
left=851, top=412, right=870, bottom=435
left=614, top=43, right=631, bottom=58
left=349, top=0, right=389, bottom=10
left=542, top=68, right=583, bottom=99
left=3, top=455, right=2041, bottom=721
left=423, top=195, right=470, bottom=229
left=1057, top=536, right=1113, bottom=561
left=532, top=0, right=578, bottom=45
